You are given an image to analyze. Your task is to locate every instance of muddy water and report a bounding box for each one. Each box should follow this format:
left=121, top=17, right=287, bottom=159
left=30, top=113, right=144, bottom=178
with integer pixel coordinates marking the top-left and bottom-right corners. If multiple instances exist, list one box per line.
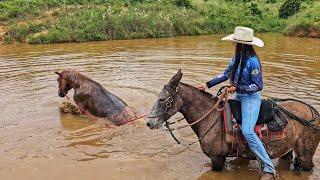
left=0, top=34, right=319, bottom=180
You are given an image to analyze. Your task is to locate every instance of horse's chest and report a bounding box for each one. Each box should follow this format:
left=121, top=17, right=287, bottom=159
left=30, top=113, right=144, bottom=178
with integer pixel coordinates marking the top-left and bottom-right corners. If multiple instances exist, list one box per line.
left=199, top=138, right=220, bottom=156
left=74, top=94, right=87, bottom=103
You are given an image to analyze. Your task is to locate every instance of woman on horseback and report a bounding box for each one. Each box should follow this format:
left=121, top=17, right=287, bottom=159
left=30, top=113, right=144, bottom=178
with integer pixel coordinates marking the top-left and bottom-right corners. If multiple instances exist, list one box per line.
left=197, top=26, right=276, bottom=180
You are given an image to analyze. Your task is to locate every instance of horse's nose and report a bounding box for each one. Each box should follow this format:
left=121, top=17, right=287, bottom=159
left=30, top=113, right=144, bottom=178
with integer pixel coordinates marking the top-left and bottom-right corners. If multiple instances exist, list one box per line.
left=146, top=122, right=151, bottom=127
left=58, top=91, right=65, bottom=97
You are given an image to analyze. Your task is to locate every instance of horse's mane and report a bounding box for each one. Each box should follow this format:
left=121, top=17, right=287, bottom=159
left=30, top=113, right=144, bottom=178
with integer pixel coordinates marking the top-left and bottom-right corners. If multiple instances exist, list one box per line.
left=180, top=82, right=217, bottom=100
left=62, top=68, right=101, bottom=91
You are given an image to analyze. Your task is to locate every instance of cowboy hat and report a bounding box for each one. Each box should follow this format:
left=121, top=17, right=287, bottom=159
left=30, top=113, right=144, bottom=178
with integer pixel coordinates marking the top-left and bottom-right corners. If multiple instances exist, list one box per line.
left=221, top=26, right=264, bottom=47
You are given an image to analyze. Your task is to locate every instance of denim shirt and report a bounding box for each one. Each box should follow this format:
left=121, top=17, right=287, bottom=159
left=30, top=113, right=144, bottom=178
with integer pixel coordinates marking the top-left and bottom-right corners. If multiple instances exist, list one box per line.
left=206, top=55, right=263, bottom=94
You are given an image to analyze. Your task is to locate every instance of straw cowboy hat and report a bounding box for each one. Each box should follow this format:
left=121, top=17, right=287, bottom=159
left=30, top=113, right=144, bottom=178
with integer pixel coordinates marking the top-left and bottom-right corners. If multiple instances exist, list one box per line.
left=222, top=26, right=264, bottom=47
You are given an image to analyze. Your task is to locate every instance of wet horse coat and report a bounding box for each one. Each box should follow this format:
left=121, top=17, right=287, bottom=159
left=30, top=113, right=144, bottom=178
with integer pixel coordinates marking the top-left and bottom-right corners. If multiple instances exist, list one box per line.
left=147, top=70, right=320, bottom=172
left=55, top=69, right=136, bottom=125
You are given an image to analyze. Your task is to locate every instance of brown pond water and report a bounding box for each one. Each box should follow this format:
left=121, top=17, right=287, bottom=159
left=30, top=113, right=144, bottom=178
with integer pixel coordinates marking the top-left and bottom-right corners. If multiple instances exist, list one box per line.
left=0, top=34, right=320, bottom=180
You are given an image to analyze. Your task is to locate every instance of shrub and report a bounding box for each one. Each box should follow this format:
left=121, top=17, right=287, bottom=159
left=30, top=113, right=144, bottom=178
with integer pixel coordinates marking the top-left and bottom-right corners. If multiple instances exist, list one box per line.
left=174, top=0, right=192, bottom=8
left=285, top=3, right=320, bottom=37
left=4, top=22, right=46, bottom=43
left=266, top=0, right=277, bottom=3
left=0, top=0, right=45, bottom=21
left=225, top=0, right=252, bottom=2
left=279, top=0, right=301, bottom=18
left=250, top=3, right=262, bottom=16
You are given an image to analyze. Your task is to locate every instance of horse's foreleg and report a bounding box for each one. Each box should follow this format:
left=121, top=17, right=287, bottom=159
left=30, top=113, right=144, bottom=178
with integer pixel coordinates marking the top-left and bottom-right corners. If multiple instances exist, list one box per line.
left=280, top=150, right=293, bottom=162
left=293, top=153, right=314, bottom=171
left=210, top=155, right=226, bottom=171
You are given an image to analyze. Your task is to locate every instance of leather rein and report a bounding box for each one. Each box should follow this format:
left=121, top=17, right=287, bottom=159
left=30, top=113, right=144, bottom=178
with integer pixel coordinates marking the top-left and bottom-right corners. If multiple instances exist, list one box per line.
left=148, top=85, right=230, bottom=146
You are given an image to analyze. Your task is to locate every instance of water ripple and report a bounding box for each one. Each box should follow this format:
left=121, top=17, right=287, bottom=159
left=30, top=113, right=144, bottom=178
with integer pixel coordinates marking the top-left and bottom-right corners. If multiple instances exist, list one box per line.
left=0, top=34, right=319, bottom=179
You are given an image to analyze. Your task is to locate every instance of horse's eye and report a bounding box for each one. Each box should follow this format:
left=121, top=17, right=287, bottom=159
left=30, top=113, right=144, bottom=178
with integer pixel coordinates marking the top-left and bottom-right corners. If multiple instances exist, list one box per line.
left=159, top=98, right=165, bottom=102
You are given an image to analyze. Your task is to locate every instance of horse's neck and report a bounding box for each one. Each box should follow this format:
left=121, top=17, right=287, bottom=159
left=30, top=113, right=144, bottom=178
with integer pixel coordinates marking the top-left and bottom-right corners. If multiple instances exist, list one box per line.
left=68, top=74, right=94, bottom=92
left=68, top=74, right=127, bottom=107
left=178, top=83, right=221, bottom=135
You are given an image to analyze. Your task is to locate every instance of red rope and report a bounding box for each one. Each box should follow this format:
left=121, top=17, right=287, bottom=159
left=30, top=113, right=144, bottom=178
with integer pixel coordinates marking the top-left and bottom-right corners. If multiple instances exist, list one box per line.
left=65, top=95, right=147, bottom=126
left=118, top=114, right=148, bottom=126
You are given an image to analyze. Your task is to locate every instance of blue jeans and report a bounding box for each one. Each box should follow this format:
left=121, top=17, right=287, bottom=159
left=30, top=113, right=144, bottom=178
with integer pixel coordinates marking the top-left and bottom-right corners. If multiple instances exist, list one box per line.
left=235, top=92, right=276, bottom=174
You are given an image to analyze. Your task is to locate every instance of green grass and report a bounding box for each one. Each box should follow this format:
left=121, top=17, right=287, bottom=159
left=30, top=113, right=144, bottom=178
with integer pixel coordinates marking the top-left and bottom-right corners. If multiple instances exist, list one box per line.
left=1, top=0, right=319, bottom=44
left=285, top=1, right=320, bottom=37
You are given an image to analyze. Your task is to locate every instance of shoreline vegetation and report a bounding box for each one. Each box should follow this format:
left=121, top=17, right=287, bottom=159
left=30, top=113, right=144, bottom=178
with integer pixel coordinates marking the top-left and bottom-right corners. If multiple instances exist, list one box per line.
left=0, top=0, right=319, bottom=44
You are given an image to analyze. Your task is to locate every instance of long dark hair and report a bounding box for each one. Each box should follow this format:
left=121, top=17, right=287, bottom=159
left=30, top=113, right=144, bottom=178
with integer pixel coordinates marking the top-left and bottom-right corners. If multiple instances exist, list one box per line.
left=230, top=43, right=260, bottom=83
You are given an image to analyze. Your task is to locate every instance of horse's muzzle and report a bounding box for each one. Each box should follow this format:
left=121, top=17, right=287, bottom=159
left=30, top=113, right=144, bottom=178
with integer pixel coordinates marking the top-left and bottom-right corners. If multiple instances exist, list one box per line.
left=58, top=91, right=66, bottom=97
left=146, top=118, right=160, bottom=129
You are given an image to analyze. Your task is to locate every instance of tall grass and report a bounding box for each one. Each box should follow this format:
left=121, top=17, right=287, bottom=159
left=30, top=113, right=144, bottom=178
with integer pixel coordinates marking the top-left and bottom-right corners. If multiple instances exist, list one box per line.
left=28, top=3, right=216, bottom=44
left=1, top=0, right=319, bottom=44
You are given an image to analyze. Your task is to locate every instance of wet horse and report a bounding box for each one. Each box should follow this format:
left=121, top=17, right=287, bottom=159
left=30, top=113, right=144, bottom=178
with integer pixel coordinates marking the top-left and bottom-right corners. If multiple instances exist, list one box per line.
left=147, top=70, right=320, bottom=172
left=55, top=68, right=136, bottom=125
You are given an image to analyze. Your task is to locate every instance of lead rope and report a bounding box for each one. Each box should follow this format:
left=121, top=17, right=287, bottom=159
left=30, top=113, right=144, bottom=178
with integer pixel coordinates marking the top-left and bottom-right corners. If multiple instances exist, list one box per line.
left=65, top=95, right=99, bottom=121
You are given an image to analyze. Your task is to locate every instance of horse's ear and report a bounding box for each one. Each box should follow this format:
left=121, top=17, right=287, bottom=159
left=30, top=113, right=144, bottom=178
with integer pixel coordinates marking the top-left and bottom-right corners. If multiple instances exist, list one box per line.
left=55, top=71, right=61, bottom=76
left=168, top=69, right=183, bottom=89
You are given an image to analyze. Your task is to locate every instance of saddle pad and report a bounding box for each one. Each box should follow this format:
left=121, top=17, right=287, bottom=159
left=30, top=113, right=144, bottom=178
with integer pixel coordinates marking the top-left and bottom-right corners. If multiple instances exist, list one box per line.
left=228, top=99, right=273, bottom=125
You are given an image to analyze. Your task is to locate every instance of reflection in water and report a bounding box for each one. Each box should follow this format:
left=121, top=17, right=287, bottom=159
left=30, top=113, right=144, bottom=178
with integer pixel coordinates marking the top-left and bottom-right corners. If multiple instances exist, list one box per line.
left=0, top=34, right=319, bottom=179
left=59, top=113, right=95, bottom=131
left=199, top=158, right=315, bottom=180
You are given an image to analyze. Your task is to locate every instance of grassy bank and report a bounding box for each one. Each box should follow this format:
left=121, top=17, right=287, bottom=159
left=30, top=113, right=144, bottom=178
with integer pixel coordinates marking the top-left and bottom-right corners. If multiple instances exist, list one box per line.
left=285, top=1, right=320, bottom=37
left=0, top=0, right=319, bottom=44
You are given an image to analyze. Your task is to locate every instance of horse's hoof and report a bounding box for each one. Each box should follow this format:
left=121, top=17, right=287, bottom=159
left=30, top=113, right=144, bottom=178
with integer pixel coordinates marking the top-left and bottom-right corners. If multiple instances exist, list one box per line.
left=259, top=172, right=275, bottom=180
left=211, top=166, right=223, bottom=171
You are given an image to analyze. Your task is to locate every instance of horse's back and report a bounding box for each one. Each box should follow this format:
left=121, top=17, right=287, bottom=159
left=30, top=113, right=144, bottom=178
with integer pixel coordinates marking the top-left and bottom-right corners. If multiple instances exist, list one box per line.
left=280, top=101, right=317, bottom=123
left=86, top=85, right=125, bottom=113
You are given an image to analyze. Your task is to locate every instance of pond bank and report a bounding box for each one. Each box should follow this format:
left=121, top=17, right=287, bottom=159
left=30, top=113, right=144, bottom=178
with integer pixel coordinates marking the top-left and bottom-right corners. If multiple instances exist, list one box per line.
left=0, top=0, right=319, bottom=44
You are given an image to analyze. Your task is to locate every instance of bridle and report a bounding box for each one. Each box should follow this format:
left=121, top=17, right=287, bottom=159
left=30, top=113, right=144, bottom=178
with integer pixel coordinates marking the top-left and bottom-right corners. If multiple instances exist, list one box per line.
left=147, top=85, right=180, bottom=119
left=147, top=85, right=183, bottom=143
left=148, top=84, right=230, bottom=146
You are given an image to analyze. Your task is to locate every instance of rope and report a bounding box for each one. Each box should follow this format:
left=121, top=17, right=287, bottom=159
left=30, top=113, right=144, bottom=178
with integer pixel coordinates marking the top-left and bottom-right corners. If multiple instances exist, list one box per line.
left=65, top=95, right=99, bottom=121
left=165, top=90, right=227, bottom=131
left=168, top=117, right=185, bottom=125
left=118, top=114, right=148, bottom=126
left=163, top=87, right=229, bottom=146
left=166, top=112, right=221, bottom=146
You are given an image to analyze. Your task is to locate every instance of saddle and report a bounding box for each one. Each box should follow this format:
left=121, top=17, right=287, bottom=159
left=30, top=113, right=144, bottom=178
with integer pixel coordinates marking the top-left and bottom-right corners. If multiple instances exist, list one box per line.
left=228, top=99, right=273, bottom=125
left=223, top=98, right=288, bottom=145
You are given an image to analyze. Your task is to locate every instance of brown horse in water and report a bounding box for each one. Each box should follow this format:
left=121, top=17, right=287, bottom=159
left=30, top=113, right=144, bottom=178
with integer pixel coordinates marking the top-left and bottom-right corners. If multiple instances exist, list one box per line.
left=55, top=68, right=136, bottom=125
left=147, top=70, right=320, bottom=172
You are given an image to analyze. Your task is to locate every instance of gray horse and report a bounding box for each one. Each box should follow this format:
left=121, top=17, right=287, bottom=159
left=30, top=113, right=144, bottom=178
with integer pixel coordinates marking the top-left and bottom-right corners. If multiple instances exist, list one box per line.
left=147, top=69, right=320, bottom=173
left=55, top=68, right=136, bottom=125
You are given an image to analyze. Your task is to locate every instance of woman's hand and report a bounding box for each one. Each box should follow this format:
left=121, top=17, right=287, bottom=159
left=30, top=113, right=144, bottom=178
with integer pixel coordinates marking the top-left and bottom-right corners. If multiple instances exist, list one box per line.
left=196, top=83, right=207, bottom=91
left=227, top=86, right=236, bottom=93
